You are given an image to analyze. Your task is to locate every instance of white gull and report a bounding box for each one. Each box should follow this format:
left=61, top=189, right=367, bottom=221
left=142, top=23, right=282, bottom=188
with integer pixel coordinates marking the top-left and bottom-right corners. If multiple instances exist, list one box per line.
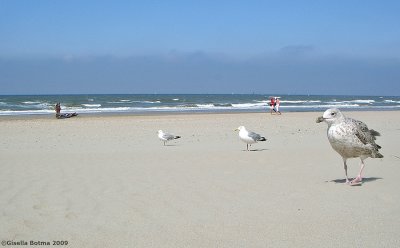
left=235, top=126, right=267, bottom=151
left=157, top=130, right=181, bottom=146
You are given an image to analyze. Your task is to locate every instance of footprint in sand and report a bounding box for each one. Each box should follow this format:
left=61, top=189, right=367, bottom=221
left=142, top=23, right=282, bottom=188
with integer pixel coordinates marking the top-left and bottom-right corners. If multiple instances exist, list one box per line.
left=33, top=204, right=42, bottom=210
left=65, top=212, right=78, bottom=219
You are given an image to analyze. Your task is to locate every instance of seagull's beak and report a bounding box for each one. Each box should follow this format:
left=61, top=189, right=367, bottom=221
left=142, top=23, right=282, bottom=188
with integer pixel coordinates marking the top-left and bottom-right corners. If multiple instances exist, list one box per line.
left=316, top=116, right=324, bottom=123
left=234, top=128, right=238, bottom=131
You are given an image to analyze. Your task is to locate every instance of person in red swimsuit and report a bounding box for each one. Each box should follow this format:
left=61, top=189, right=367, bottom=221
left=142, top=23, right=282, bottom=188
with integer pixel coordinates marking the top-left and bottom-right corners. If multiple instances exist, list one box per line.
left=269, top=97, right=276, bottom=114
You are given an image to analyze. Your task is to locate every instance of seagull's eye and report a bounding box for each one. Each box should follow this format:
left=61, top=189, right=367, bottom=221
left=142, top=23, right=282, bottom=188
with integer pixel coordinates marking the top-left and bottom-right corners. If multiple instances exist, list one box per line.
left=331, top=112, right=336, bottom=116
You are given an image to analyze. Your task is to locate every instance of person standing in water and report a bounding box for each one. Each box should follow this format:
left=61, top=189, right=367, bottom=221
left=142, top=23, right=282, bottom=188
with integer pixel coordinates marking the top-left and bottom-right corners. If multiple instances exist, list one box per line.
left=55, top=102, right=61, bottom=116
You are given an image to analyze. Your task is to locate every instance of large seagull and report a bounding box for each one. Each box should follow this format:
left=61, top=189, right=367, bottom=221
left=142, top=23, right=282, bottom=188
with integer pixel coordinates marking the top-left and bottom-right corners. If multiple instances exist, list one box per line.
left=316, top=108, right=383, bottom=185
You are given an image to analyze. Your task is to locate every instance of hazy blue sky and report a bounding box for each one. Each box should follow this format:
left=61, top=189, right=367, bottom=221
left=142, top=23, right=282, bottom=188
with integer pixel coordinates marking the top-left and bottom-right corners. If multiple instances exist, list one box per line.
left=1, top=0, right=399, bottom=95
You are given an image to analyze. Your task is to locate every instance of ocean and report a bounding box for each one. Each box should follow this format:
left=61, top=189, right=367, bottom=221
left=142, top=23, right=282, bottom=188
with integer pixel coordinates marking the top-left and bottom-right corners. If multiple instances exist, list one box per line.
left=0, top=94, right=399, bottom=116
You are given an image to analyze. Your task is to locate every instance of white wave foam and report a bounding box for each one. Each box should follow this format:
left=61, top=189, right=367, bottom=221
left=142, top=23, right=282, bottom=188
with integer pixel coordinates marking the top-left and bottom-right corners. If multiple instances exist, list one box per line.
left=82, top=104, right=102, bottom=108
left=232, top=102, right=266, bottom=108
left=110, top=100, right=161, bottom=104
left=197, top=104, right=215, bottom=108
left=281, top=104, right=360, bottom=108
left=0, top=109, right=54, bottom=115
left=346, top=100, right=375, bottom=104
left=22, top=101, right=41, bottom=104
left=18, top=102, right=53, bottom=109
left=325, top=100, right=375, bottom=105
left=280, top=100, right=321, bottom=103
left=132, top=100, right=161, bottom=104
left=76, top=107, right=131, bottom=113
left=384, top=100, right=400, bottom=103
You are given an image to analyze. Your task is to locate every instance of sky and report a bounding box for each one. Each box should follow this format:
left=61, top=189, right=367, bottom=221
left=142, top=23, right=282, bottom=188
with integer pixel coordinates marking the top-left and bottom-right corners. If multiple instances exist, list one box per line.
left=1, top=0, right=399, bottom=95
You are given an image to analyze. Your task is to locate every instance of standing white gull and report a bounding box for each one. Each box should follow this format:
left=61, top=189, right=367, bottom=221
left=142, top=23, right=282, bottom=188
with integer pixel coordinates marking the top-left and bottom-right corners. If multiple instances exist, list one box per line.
left=235, top=126, right=267, bottom=151
left=157, top=130, right=181, bottom=146
left=316, top=108, right=383, bottom=185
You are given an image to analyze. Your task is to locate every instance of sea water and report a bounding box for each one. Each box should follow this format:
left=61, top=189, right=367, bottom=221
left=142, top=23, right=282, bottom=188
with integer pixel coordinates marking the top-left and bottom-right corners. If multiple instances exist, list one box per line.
left=0, top=94, right=399, bottom=116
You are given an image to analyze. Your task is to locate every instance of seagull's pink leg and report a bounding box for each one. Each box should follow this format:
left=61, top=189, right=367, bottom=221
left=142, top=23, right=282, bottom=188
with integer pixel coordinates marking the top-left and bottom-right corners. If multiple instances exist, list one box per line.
left=350, top=158, right=365, bottom=185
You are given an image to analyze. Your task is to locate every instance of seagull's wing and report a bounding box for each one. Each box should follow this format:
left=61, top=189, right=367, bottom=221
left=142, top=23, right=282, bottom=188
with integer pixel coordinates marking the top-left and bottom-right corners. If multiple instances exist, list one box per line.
left=350, top=118, right=379, bottom=146
left=247, top=131, right=262, bottom=141
left=162, top=133, right=176, bottom=141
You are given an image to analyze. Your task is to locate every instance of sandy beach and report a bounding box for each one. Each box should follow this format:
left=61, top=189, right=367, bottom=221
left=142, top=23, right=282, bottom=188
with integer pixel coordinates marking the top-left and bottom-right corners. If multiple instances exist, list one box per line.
left=1, top=111, right=399, bottom=247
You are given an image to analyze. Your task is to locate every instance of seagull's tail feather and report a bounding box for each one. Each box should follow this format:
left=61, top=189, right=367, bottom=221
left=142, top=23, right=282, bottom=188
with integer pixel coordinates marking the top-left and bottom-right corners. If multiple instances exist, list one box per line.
left=372, top=143, right=383, bottom=158
left=370, top=129, right=381, bottom=137
left=174, top=136, right=181, bottom=139
left=258, top=137, right=267, bottom=141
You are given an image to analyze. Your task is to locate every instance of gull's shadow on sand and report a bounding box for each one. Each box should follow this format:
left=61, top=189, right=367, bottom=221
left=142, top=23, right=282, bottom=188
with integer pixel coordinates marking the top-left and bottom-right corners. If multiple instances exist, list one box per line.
left=328, top=177, right=383, bottom=185
left=242, top=149, right=269, bottom=152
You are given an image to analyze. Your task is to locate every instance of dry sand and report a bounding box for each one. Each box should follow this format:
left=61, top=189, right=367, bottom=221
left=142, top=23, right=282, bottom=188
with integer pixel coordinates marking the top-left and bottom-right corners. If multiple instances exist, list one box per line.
left=1, top=111, right=399, bottom=247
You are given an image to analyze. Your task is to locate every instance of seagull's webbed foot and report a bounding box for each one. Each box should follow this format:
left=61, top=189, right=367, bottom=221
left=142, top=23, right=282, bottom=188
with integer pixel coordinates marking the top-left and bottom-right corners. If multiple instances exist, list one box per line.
left=349, top=176, right=362, bottom=186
